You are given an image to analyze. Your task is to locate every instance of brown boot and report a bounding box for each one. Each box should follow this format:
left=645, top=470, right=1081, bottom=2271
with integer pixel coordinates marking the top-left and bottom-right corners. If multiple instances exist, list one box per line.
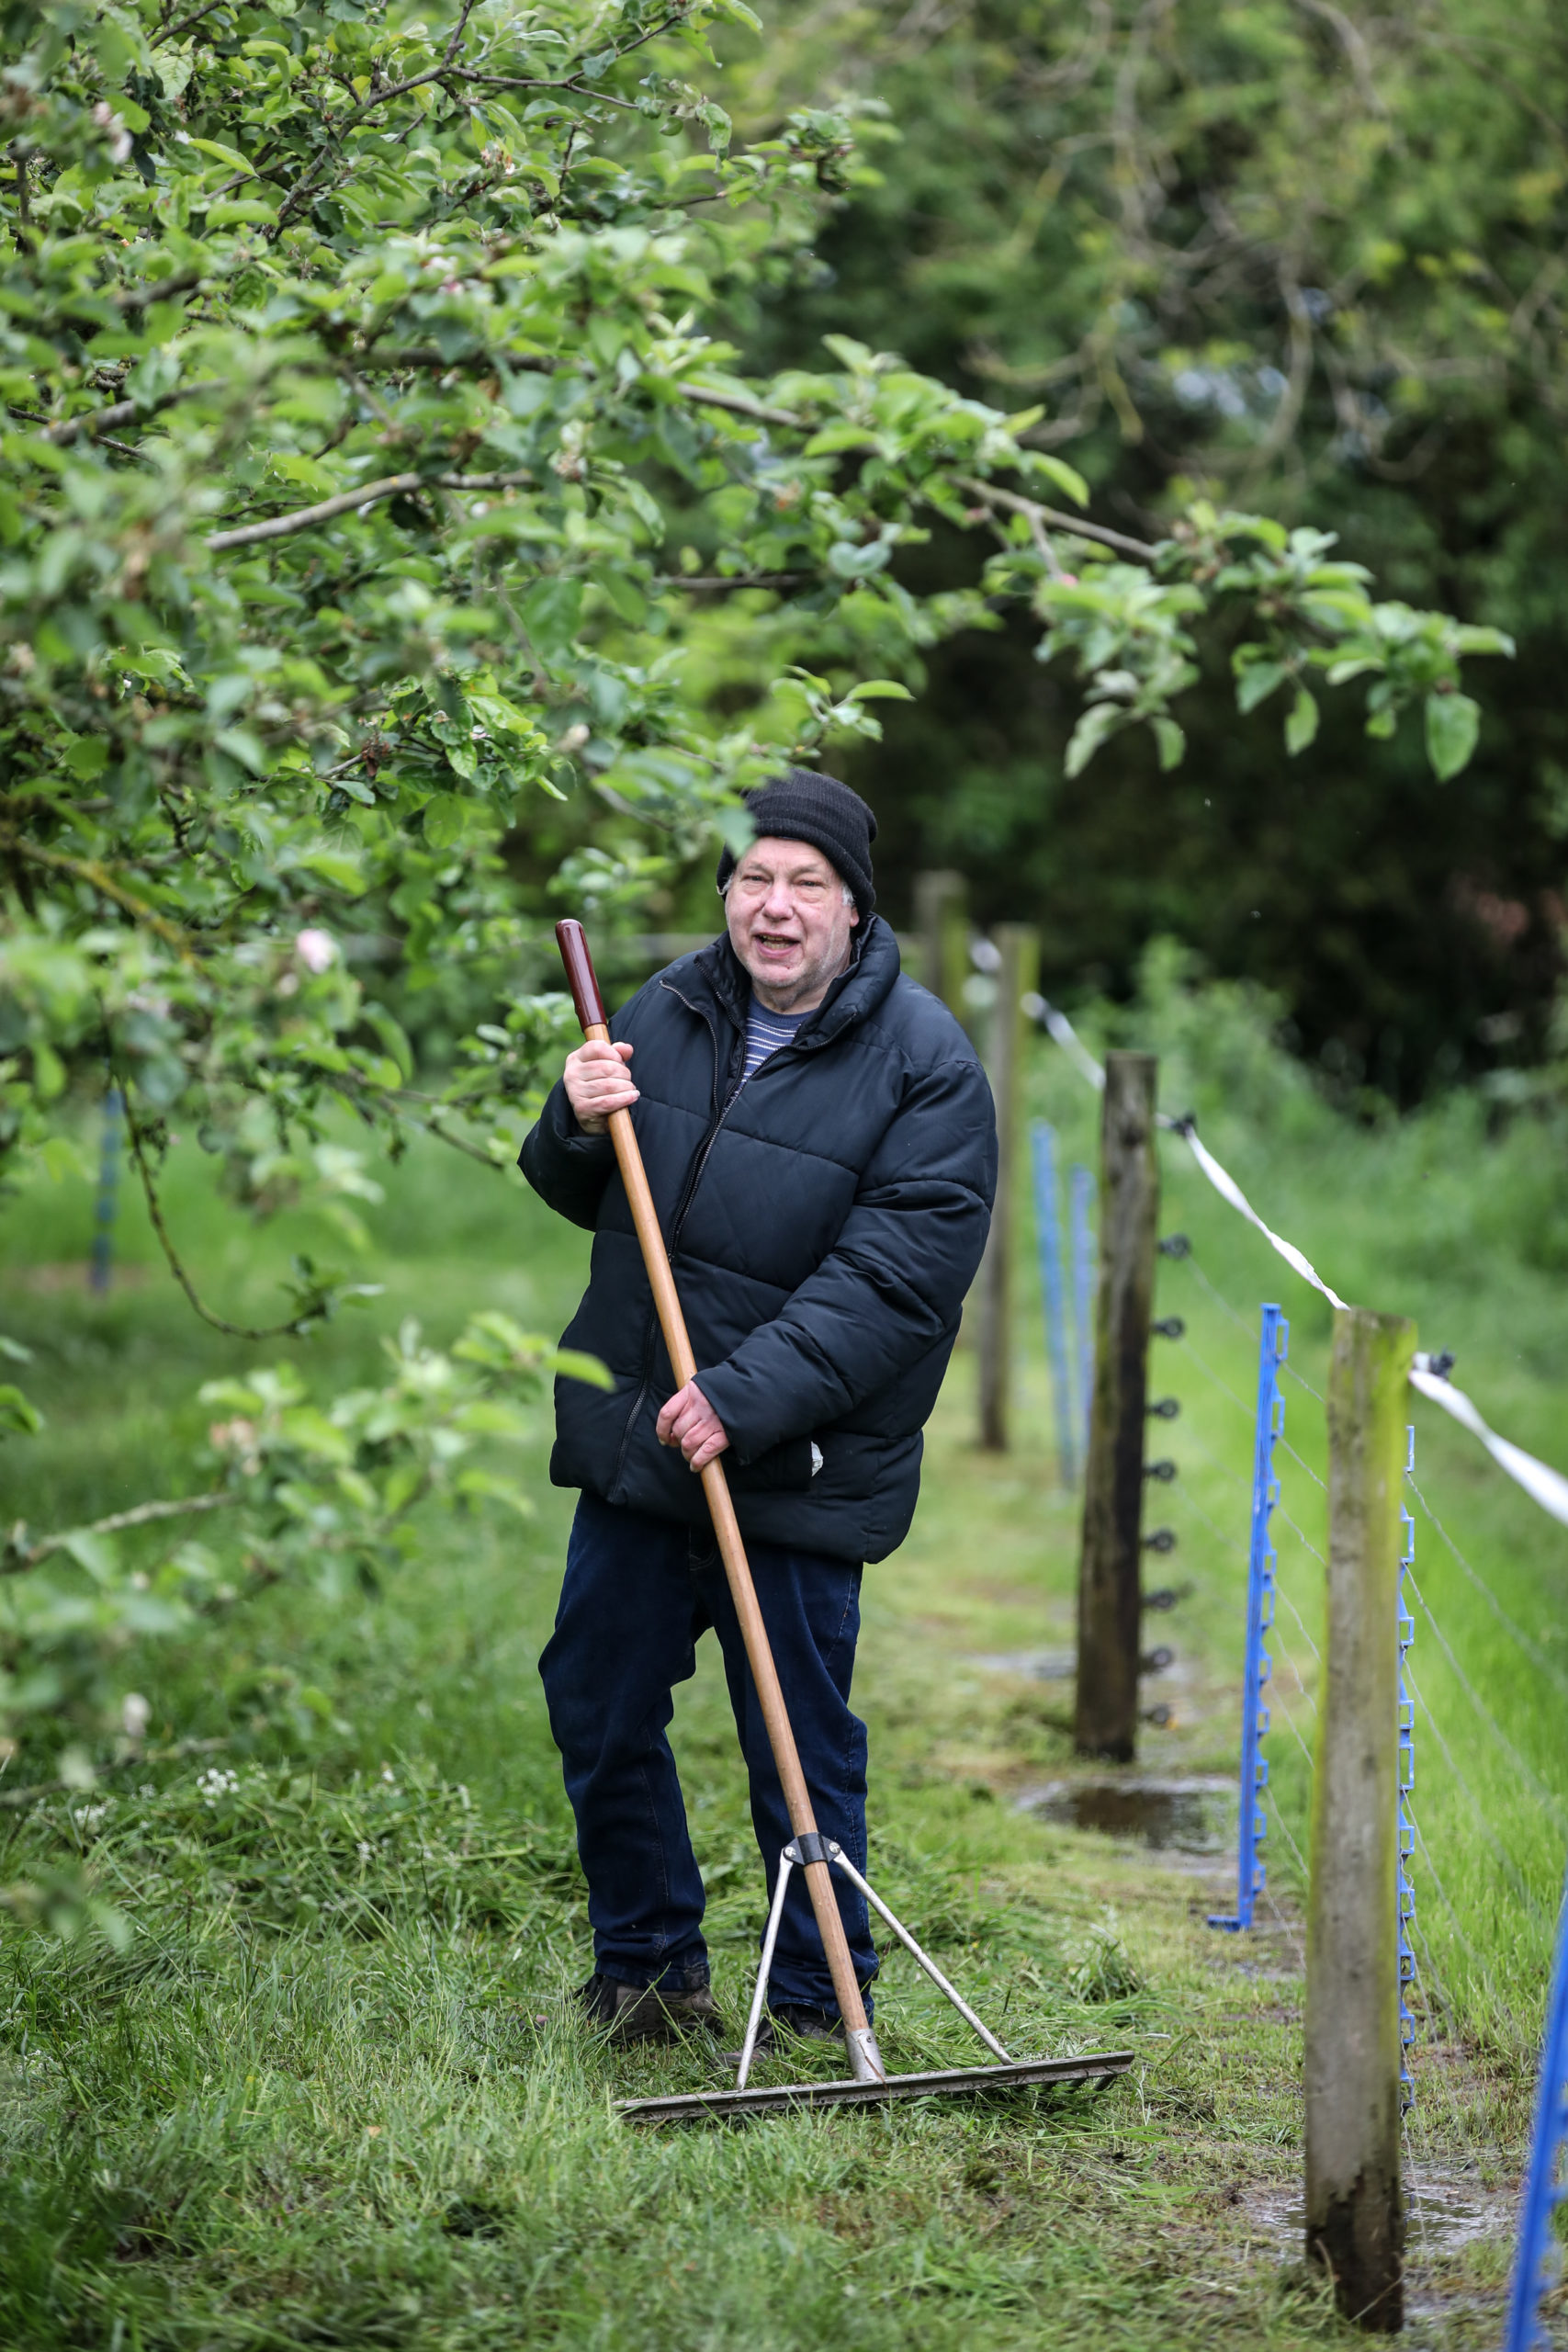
left=576, top=1971, right=727, bottom=2044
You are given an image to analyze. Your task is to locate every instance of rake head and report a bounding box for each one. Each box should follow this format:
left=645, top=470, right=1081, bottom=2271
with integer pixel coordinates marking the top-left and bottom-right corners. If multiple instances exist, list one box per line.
left=616, top=2046, right=1134, bottom=2126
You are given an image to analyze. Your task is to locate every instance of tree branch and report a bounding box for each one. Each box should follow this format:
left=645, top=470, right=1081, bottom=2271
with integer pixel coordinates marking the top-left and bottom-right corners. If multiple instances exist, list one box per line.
left=4, top=1491, right=238, bottom=1577
left=4, top=837, right=197, bottom=960
left=7, top=406, right=151, bottom=461
left=114, top=270, right=203, bottom=314
left=119, top=1095, right=326, bottom=1340
left=153, top=0, right=232, bottom=46
left=271, top=0, right=480, bottom=232
left=351, top=346, right=554, bottom=373
left=36, top=379, right=228, bottom=446
left=952, top=475, right=1159, bottom=560
left=457, top=71, right=639, bottom=113
left=654, top=571, right=807, bottom=592
left=206, top=468, right=535, bottom=550
left=680, top=380, right=804, bottom=428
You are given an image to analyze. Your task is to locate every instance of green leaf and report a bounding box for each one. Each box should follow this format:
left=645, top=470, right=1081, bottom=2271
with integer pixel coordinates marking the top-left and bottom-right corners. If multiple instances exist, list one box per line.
left=452, top=1467, right=534, bottom=1516
left=520, top=577, right=584, bottom=662
left=1064, top=702, right=1124, bottom=778
left=1151, top=716, right=1185, bottom=770
left=205, top=200, right=276, bottom=230
left=31, top=1040, right=66, bottom=1101
left=846, top=680, right=914, bottom=702
left=1235, top=658, right=1287, bottom=715
left=422, top=794, right=475, bottom=851
left=1017, top=451, right=1089, bottom=508
left=62, top=1531, right=120, bottom=1581
left=803, top=425, right=881, bottom=458
left=1285, top=688, right=1320, bottom=755
left=1425, top=691, right=1480, bottom=781
left=184, top=136, right=256, bottom=175
left=451, top=1399, right=534, bottom=1439
left=365, top=1007, right=414, bottom=1082
left=590, top=565, right=648, bottom=626
left=0, top=1383, right=43, bottom=1438
left=38, top=1137, right=89, bottom=1185
left=277, top=1407, right=354, bottom=1464
left=297, top=849, right=367, bottom=895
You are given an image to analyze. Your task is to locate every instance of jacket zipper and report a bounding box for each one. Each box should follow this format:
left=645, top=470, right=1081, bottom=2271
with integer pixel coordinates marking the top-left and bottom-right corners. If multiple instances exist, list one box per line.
left=606, top=969, right=862, bottom=1493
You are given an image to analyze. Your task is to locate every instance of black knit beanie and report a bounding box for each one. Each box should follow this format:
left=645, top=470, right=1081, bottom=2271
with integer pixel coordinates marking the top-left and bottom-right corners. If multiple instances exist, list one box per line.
left=715, top=767, right=877, bottom=918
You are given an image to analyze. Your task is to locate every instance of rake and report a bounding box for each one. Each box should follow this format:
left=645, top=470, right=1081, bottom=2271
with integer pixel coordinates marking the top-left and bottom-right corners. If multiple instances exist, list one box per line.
left=555, top=919, right=1134, bottom=2125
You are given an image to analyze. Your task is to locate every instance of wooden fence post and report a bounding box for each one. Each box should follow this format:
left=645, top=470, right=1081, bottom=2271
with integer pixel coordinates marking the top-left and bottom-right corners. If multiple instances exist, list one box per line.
left=914, top=869, right=969, bottom=1023
left=1073, top=1051, right=1159, bottom=1760
left=1305, top=1305, right=1416, bottom=2332
left=976, top=924, right=1039, bottom=1453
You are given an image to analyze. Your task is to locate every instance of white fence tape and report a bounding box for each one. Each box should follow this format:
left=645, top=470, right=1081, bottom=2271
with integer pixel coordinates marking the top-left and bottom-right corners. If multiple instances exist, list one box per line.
left=1024, top=994, right=1106, bottom=1091
left=1033, top=997, right=1568, bottom=1535
left=1179, top=1126, right=1350, bottom=1314
left=1410, top=1364, right=1568, bottom=1532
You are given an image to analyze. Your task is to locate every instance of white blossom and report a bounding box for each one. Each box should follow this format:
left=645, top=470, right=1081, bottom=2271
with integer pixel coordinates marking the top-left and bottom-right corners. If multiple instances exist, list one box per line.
left=295, top=927, right=338, bottom=974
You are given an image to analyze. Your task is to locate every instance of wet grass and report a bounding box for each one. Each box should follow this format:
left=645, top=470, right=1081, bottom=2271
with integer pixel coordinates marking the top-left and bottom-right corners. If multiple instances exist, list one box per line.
left=2, top=1001, right=1566, bottom=2348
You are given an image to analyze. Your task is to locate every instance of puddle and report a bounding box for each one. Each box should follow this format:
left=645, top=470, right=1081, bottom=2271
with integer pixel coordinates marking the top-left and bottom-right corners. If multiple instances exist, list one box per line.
left=1244, top=2172, right=1512, bottom=2261
left=1016, top=1775, right=1232, bottom=1853
left=967, top=1648, right=1076, bottom=1681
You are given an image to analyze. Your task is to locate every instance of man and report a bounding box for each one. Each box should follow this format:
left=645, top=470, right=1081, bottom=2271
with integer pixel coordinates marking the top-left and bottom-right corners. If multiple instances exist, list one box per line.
left=521, top=767, right=997, bottom=2048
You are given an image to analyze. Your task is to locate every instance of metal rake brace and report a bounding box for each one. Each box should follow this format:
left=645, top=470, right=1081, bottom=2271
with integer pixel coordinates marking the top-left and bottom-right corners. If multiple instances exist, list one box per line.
left=619, top=1832, right=1137, bottom=2125
left=734, top=1836, right=1010, bottom=2090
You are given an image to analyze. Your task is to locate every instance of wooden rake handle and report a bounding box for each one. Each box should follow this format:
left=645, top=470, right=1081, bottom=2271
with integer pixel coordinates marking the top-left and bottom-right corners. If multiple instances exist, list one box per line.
left=555, top=918, right=873, bottom=2047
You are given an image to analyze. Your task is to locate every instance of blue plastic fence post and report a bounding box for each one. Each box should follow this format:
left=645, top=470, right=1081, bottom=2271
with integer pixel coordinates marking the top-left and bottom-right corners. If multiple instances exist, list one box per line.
left=1069, top=1162, right=1096, bottom=1461
left=1208, top=1303, right=1287, bottom=1933
left=1398, top=1430, right=1417, bottom=2111
left=1031, top=1123, right=1077, bottom=1487
left=89, top=1082, right=123, bottom=1296
left=1504, top=1871, right=1568, bottom=2352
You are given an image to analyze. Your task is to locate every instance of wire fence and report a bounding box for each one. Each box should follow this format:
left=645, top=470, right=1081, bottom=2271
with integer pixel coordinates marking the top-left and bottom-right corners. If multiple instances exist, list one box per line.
left=1030, top=1022, right=1568, bottom=2334
left=1165, top=1239, right=1563, bottom=2037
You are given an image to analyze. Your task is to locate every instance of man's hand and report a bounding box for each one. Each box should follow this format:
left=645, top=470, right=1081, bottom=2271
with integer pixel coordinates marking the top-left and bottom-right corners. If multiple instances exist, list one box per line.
left=563, top=1038, right=637, bottom=1134
left=656, top=1379, right=729, bottom=1472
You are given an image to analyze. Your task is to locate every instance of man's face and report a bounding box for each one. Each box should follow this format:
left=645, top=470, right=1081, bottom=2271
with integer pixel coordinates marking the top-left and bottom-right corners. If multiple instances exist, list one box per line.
left=725, top=834, right=860, bottom=1012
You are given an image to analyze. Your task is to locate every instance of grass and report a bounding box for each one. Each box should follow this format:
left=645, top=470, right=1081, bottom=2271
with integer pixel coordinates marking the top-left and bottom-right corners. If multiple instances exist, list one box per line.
left=2, top=962, right=1566, bottom=2349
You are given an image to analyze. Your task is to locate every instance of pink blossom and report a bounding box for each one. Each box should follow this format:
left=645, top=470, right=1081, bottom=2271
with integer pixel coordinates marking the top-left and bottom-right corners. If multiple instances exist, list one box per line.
left=295, top=928, right=337, bottom=974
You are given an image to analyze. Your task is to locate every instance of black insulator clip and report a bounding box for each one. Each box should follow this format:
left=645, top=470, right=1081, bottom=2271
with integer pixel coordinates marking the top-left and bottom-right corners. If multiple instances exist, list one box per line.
left=1147, top=1396, right=1180, bottom=1420
left=1140, top=1645, right=1175, bottom=1675
left=1157, top=1233, right=1190, bottom=1259
left=1144, top=1458, right=1178, bottom=1483
left=1142, top=1527, right=1178, bottom=1554
left=1142, top=1585, right=1186, bottom=1612
left=1151, top=1316, right=1186, bottom=1340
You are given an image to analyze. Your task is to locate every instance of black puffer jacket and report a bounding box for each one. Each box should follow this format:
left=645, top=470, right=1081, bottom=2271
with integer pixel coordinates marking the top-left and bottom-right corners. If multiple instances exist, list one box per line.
left=520, top=918, right=996, bottom=1562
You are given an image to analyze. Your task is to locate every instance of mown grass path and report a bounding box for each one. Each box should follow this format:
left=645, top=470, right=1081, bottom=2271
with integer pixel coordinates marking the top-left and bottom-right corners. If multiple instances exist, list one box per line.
left=2, top=1057, right=1561, bottom=2348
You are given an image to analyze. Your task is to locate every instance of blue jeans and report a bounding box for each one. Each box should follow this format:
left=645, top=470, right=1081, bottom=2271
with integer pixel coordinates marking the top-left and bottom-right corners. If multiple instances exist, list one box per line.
left=540, top=1490, right=877, bottom=2016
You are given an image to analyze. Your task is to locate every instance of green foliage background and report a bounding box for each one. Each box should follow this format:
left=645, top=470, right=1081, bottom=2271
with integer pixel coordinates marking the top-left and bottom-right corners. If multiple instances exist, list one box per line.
left=732, top=0, right=1568, bottom=1094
